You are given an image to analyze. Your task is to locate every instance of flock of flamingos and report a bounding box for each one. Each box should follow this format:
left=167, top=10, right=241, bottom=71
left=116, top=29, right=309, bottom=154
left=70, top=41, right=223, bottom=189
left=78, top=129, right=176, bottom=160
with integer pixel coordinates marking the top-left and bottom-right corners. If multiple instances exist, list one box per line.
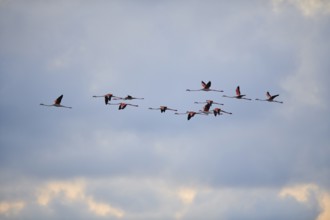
left=40, top=81, right=283, bottom=120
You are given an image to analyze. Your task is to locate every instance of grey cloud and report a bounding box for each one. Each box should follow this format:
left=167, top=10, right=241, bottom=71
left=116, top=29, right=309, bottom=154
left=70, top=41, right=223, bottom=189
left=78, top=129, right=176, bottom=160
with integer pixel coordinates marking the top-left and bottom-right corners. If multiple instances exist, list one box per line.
left=1, top=0, right=330, bottom=219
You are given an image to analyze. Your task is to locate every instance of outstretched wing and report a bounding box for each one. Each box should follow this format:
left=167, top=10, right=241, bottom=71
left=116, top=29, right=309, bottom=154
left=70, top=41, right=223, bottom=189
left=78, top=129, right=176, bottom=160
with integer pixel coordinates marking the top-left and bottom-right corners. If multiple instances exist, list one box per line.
left=54, top=95, right=63, bottom=105
left=236, top=86, right=241, bottom=96
left=125, top=95, right=133, bottom=100
left=205, top=81, right=211, bottom=89
left=266, top=91, right=271, bottom=99
left=105, top=96, right=109, bottom=105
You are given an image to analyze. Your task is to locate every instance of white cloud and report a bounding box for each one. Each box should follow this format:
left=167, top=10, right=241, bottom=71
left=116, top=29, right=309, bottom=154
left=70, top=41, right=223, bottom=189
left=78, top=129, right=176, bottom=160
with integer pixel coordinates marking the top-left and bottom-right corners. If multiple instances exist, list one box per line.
left=37, top=179, right=124, bottom=218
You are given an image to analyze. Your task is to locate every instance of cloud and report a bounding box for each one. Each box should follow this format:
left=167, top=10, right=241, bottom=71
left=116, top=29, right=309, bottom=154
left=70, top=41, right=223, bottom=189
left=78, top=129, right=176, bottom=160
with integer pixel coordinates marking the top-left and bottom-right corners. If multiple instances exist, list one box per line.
left=0, top=0, right=329, bottom=219
left=177, top=188, right=196, bottom=205
left=273, top=0, right=330, bottom=16
left=175, top=187, right=197, bottom=220
left=37, top=179, right=124, bottom=218
left=0, top=201, right=25, bottom=216
left=317, top=192, right=330, bottom=220
left=279, top=184, right=330, bottom=220
left=279, top=183, right=318, bottom=202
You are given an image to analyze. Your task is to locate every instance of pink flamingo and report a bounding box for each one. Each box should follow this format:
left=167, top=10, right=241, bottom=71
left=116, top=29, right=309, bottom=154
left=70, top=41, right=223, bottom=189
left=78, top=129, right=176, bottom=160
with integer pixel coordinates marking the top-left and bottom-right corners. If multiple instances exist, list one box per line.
left=93, top=93, right=120, bottom=105
left=256, top=91, right=283, bottom=103
left=40, top=95, right=72, bottom=109
left=186, top=81, right=223, bottom=92
left=114, top=95, right=144, bottom=100
left=212, top=108, right=232, bottom=116
left=195, top=100, right=224, bottom=112
left=175, top=111, right=207, bottom=120
left=148, top=106, right=178, bottom=113
left=223, top=86, right=251, bottom=100
left=108, top=102, right=138, bottom=110
left=199, top=107, right=232, bottom=116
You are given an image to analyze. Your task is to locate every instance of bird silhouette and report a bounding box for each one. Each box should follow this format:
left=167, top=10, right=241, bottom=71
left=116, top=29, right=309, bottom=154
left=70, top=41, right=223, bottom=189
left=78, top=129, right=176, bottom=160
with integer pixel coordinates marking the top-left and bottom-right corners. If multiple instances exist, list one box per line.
left=93, top=93, right=120, bottom=105
left=186, top=81, right=223, bottom=92
left=40, top=95, right=72, bottom=109
left=255, top=91, right=283, bottom=103
left=175, top=111, right=207, bottom=120
left=108, top=102, right=139, bottom=110
left=148, top=106, right=178, bottom=113
left=223, top=86, right=251, bottom=100
left=114, top=95, right=144, bottom=100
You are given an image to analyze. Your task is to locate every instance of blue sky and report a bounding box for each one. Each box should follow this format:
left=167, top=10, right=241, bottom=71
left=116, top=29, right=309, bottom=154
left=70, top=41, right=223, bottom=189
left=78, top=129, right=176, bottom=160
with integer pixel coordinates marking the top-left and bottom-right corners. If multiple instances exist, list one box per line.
left=1, top=0, right=330, bottom=219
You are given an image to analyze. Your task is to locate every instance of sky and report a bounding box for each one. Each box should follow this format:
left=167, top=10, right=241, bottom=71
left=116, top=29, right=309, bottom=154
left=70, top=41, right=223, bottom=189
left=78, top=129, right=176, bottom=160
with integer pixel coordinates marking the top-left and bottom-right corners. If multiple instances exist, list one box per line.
left=0, top=0, right=330, bottom=219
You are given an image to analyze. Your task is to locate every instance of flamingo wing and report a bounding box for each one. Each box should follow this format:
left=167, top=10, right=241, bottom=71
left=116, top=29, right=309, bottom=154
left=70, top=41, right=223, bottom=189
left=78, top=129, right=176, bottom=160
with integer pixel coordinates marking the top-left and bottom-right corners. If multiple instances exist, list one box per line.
left=203, top=103, right=211, bottom=112
left=54, top=95, right=63, bottom=105
left=266, top=91, right=271, bottom=99
left=105, top=96, right=109, bottom=105
left=205, top=81, right=211, bottom=89
left=119, top=103, right=127, bottom=110
left=236, top=86, right=241, bottom=96
left=271, top=94, right=279, bottom=99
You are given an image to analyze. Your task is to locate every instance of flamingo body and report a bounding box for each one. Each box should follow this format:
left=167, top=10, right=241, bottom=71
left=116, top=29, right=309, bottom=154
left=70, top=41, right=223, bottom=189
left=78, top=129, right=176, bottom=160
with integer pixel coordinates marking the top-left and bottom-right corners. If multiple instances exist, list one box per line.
left=186, top=81, right=223, bottom=92
left=108, top=102, right=139, bottom=110
left=114, top=95, right=144, bottom=100
left=40, top=95, right=72, bottom=109
left=175, top=111, right=206, bottom=120
left=223, top=86, right=251, bottom=100
left=149, top=106, right=177, bottom=113
left=255, top=91, right=283, bottom=103
left=93, top=93, right=119, bottom=105
left=195, top=100, right=224, bottom=112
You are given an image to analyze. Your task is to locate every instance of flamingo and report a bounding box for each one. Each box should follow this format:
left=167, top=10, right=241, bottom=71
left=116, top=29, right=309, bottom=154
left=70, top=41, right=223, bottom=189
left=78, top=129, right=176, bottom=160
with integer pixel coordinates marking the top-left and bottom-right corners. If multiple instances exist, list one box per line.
left=186, top=81, right=223, bottom=92
left=223, top=86, right=251, bottom=100
left=92, top=93, right=120, bottom=105
left=148, top=106, right=178, bottom=113
left=108, top=102, right=138, bottom=110
left=194, top=100, right=224, bottom=106
left=175, top=111, right=207, bottom=120
left=199, top=107, right=232, bottom=116
left=212, top=108, right=232, bottom=116
left=40, top=95, right=72, bottom=109
left=195, top=100, right=224, bottom=112
left=114, top=95, right=144, bottom=100
left=256, top=91, right=283, bottom=103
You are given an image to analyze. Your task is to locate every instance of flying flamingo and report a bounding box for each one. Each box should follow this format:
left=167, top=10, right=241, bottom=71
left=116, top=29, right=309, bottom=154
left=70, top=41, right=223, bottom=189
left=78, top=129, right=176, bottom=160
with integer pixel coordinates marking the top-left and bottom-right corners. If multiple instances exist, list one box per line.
left=186, top=81, right=223, bottom=92
left=175, top=111, right=207, bottom=120
left=223, top=86, right=251, bottom=100
left=114, top=95, right=144, bottom=100
left=148, top=106, right=178, bottom=113
left=199, top=107, right=232, bottom=116
left=194, top=100, right=224, bottom=106
left=40, top=95, right=72, bottom=109
left=256, top=91, right=283, bottom=103
left=108, top=102, right=138, bottom=110
left=195, top=100, right=224, bottom=112
left=92, top=93, right=120, bottom=105
left=212, top=108, right=232, bottom=116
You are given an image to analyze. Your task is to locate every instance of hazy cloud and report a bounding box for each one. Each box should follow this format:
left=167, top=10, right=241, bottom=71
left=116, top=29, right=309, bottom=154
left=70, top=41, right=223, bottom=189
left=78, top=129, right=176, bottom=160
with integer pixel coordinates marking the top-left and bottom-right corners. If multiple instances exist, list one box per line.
left=273, top=0, right=330, bottom=16
left=37, top=179, right=124, bottom=218
left=0, top=201, right=25, bottom=216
